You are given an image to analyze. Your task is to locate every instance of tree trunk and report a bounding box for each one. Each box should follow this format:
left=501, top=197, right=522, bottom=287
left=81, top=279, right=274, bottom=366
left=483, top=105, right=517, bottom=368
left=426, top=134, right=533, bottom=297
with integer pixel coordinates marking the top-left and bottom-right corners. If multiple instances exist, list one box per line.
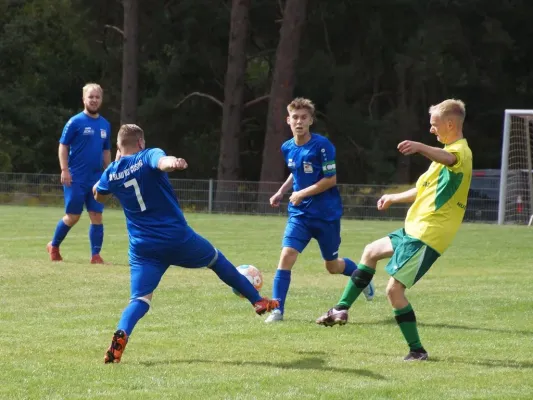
left=120, top=0, right=139, bottom=125
left=257, top=0, right=308, bottom=212
left=214, top=0, right=251, bottom=212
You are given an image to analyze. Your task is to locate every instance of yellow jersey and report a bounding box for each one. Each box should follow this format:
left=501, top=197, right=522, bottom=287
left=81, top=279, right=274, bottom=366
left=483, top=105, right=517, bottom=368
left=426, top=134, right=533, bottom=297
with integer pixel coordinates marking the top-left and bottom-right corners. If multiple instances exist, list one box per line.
left=404, top=139, right=473, bottom=254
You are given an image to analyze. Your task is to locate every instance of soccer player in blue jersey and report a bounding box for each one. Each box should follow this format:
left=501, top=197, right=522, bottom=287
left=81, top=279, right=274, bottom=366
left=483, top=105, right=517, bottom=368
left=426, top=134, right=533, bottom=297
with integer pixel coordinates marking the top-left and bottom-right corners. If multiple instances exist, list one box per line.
left=265, top=98, right=374, bottom=323
left=93, top=124, right=279, bottom=364
left=47, top=83, right=111, bottom=264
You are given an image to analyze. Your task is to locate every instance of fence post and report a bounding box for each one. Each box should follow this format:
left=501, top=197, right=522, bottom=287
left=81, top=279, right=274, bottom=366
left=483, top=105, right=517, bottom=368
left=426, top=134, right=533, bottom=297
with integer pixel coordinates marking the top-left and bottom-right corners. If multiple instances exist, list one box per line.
left=208, top=179, right=213, bottom=213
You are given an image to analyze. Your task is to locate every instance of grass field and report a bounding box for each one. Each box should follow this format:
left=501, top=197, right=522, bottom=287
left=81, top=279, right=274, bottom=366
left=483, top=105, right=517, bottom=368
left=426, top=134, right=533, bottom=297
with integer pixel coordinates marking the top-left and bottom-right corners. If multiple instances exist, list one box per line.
left=1, top=205, right=532, bottom=400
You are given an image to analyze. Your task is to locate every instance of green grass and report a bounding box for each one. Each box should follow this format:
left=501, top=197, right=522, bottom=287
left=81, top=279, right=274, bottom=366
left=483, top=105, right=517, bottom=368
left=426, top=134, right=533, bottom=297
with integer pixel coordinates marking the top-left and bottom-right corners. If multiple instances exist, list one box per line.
left=1, top=205, right=532, bottom=399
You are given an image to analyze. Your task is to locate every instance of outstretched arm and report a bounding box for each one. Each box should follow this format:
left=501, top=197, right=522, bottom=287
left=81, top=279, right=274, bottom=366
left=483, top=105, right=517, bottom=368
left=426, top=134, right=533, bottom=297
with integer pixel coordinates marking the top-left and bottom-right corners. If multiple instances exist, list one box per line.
left=157, top=156, right=188, bottom=172
left=377, top=187, right=418, bottom=211
left=398, top=141, right=457, bottom=166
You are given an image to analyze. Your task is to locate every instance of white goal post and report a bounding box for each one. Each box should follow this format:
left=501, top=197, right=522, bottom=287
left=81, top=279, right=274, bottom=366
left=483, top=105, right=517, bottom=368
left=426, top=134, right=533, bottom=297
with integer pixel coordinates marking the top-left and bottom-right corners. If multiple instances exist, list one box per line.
left=498, top=109, right=533, bottom=225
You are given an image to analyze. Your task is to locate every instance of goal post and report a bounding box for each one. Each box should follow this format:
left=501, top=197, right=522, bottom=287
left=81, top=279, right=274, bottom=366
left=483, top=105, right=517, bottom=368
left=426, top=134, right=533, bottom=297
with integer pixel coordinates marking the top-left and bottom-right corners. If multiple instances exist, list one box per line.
left=498, top=109, right=533, bottom=225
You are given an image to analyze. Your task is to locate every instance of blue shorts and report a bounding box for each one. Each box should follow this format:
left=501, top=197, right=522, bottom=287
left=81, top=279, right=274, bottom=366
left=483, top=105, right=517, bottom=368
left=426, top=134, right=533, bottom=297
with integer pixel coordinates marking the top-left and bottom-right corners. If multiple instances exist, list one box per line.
left=129, top=230, right=218, bottom=299
left=64, top=181, right=104, bottom=214
left=282, top=216, right=341, bottom=261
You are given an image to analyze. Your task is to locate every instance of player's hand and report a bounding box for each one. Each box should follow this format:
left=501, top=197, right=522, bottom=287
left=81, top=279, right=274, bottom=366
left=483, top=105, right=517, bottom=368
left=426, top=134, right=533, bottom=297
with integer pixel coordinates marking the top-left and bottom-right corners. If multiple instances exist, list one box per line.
left=61, top=169, right=72, bottom=186
left=377, top=194, right=394, bottom=211
left=171, top=158, right=188, bottom=171
left=397, top=140, right=421, bottom=155
left=289, top=190, right=305, bottom=206
left=270, top=192, right=283, bottom=207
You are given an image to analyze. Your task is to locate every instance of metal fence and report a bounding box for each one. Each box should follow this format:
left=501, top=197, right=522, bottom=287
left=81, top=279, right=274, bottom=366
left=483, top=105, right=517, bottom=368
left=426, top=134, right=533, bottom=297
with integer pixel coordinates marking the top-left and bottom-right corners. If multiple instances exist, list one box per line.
left=0, top=172, right=500, bottom=223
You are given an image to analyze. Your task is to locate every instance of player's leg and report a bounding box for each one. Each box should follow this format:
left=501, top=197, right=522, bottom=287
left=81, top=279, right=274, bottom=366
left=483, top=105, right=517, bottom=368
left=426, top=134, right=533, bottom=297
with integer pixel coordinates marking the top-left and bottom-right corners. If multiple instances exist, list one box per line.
left=86, top=185, right=105, bottom=263
left=174, top=230, right=278, bottom=315
left=316, top=233, right=394, bottom=326
left=104, top=254, right=168, bottom=364
left=384, top=235, right=439, bottom=361
left=312, top=219, right=353, bottom=275
left=266, top=216, right=312, bottom=322
left=47, top=183, right=83, bottom=261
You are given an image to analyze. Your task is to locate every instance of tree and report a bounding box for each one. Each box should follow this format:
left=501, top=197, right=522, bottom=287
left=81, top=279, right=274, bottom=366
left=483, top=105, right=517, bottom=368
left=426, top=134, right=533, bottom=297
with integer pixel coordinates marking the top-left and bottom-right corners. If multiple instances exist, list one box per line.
left=120, top=0, right=139, bottom=124
left=259, top=0, right=308, bottom=182
left=258, top=0, right=308, bottom=207
left=215, top=0, right=251, bottom=210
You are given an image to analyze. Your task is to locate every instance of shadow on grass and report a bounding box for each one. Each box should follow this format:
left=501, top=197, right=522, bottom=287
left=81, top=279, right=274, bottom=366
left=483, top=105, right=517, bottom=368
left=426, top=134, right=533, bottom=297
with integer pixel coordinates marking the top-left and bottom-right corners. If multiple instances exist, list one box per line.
left=140, top=355, right=386, bottom=379
left=305, top=316, right=532, bottom=336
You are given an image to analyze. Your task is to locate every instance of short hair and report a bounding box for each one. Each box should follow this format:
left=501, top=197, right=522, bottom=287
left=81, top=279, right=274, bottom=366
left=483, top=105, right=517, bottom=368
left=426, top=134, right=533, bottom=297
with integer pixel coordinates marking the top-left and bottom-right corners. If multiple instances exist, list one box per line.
left=429, top=99, right=466, bottom=123
left=118, top=124, right=144, bottom=148
left=82, top=83, right=103, bottom=98
left=287, top=97, right=315, bottom=117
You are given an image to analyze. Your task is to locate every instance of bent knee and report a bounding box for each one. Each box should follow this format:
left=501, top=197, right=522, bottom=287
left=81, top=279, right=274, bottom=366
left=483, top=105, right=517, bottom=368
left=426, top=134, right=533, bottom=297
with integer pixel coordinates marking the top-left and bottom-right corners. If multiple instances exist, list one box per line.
left=385, top=279, right=405, bottom=298
left=64, top=214, right=81, bottom=225
left=324, top=259, right=342, bottom=274
left=88, top=211, right=103, bottom=224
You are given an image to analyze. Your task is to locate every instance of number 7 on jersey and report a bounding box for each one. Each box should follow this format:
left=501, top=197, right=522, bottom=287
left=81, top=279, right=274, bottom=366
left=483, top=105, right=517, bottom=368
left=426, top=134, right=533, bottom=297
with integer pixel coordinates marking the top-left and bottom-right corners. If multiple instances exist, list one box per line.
left=125, top=178, right=147, bottom=211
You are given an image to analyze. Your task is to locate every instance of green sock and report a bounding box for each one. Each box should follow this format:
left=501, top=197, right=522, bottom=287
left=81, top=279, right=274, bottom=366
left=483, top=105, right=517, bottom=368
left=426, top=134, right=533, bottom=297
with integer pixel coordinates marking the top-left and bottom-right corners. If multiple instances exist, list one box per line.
left=337, top=264, right=375, bottom=309
left=394, top=303, right=424, bottom=351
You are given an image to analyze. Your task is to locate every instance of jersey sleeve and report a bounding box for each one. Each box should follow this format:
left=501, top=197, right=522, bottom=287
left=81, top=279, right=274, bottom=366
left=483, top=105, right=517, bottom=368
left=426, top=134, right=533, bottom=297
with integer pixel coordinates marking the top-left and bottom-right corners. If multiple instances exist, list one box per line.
left=445, top=143, right=464, bottom=173
left=146, top=148, right=167, bottom=169
left=96, top=169, right=111, bottom=195
left=59, top=118, right=77, bottom=145
left=320, top=139, right=337, bottom=177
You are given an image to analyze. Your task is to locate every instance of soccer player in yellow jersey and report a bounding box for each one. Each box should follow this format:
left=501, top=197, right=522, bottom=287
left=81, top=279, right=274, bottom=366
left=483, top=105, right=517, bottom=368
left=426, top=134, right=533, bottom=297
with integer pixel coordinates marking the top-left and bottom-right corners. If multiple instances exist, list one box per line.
left=316, top=99, right=472, bottom=361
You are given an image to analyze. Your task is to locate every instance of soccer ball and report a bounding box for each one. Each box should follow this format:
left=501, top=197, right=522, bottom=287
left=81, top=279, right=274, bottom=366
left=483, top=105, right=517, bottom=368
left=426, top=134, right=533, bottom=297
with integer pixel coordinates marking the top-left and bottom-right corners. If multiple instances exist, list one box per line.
left=232, top=264, right=263, bottom=297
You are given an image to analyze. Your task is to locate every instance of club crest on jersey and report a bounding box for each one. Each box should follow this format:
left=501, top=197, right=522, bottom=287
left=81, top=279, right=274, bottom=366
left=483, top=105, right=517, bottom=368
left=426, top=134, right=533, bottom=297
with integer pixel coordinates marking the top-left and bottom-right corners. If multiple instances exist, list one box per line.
left=303, top=161, right=313, bottom=173
left=100, top=129, right=107, bottom=139
left=83, top=127, right=95, bottom=135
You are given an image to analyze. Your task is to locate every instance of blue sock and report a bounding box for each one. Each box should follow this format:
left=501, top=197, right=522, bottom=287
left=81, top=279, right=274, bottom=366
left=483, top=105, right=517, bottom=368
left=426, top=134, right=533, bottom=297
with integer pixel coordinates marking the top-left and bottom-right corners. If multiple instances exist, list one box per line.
left=210, top=251, right=262, bottom=304
left=89, top=224, right=104, bottom=256
left=272, top=269, right=291, bottom=314
left=342, top=258, right=357, bottom=276
left=117, top=299, right=150, bottom=336
left=51, top=219, right=71, bottom=247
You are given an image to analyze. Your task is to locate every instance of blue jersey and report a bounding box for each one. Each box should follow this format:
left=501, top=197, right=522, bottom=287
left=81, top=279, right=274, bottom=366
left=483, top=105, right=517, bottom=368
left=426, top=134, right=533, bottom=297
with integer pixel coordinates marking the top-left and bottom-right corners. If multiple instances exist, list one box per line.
left=96, top=148, right=193, bottom=256
left=60, top=112, right=111, bottom=183
left=282, top=133, right=342, bottom=221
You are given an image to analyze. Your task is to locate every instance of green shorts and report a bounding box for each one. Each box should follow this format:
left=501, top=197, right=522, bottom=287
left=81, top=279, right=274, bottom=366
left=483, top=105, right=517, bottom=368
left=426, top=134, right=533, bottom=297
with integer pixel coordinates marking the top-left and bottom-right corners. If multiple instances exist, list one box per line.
left=384, top=228, right=440, bottom=288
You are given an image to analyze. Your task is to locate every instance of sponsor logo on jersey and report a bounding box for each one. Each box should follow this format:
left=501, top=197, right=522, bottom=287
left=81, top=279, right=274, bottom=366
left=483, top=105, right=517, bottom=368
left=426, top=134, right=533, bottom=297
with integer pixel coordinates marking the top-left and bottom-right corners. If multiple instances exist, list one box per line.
left=303, top=161, right=313, bottom=173
left=287, top=158, right=295, bottom=168
left=83, top=127, right=95, bottom=135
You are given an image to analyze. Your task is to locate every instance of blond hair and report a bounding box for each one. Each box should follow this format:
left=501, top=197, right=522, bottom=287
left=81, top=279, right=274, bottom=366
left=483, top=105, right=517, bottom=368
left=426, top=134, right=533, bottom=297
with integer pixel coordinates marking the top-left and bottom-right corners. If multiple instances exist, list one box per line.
left=118, top=124, right=144, bottom=148
left=287, top=97, right=315, bottom=117
left=429, top=99, right=466, bottom=123
left=82, top=82, right=103, bottom=97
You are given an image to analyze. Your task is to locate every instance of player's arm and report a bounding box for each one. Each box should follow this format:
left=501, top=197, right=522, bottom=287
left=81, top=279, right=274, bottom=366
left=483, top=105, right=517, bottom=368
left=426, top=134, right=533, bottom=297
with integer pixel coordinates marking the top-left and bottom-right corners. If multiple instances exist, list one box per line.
left=270, top=174, right=293, bottom=207
left=58, top=144, right=69, bottom=171
left=296, top=175, right=336, bottom=198
left=58, top=144, right=72, bottom=186
left=93, top=181, right=111, bottom=203
left=103, top=150, right=111, bottom=169
left=398, top=141, right=457, bottom=166
left=377, top=187, right=418, bottom=211
left=157, top=156, right=188, bottom=172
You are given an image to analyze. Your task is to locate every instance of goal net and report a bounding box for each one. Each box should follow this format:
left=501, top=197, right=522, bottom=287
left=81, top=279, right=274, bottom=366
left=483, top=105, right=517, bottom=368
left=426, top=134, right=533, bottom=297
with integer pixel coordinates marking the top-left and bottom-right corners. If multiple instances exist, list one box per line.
left=498, top=110, right=533, bottom=225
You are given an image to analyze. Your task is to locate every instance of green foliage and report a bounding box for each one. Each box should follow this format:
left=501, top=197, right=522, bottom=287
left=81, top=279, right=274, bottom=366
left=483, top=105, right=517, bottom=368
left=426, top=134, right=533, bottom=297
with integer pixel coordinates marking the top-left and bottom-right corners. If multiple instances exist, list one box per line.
left=2, top=0, right=533, bottom=182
